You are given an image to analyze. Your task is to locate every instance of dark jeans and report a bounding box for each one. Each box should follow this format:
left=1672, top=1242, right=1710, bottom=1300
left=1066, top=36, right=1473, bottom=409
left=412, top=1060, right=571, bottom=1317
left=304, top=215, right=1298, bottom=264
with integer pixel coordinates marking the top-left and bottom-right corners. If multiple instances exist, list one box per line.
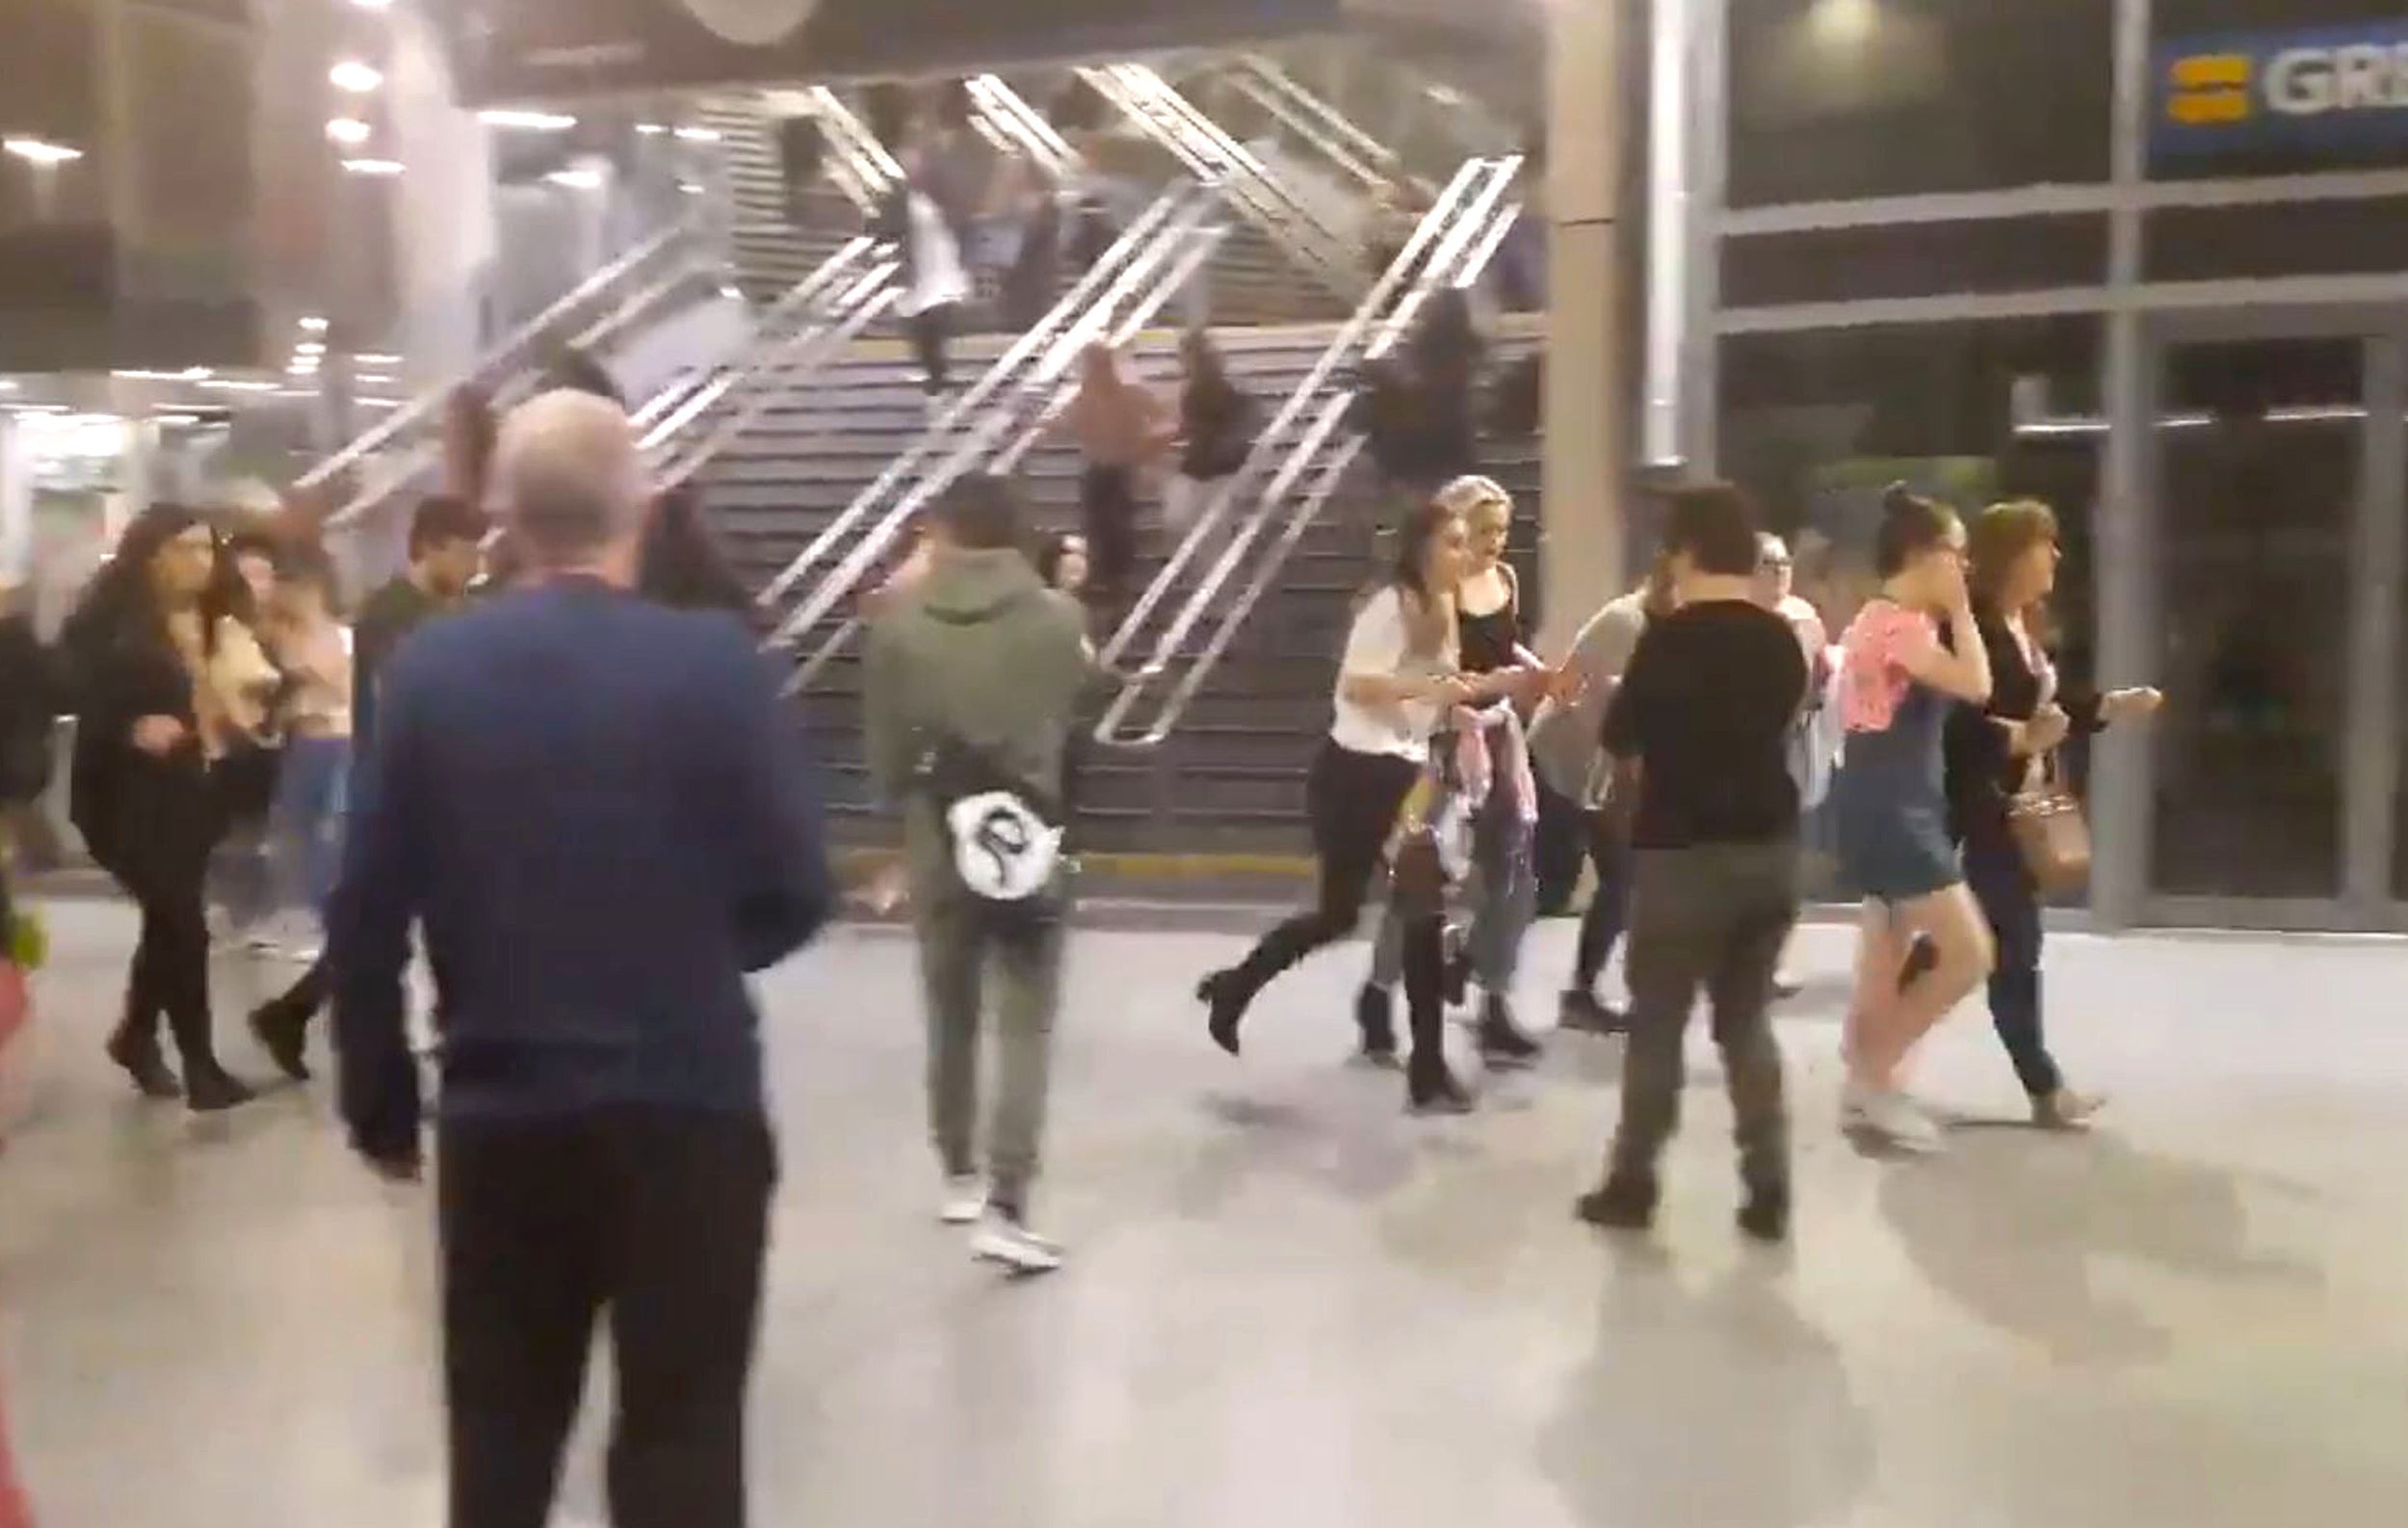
left=1962, top=822, right=2059, bottom=1099
left=116, top=857, right=220, bottom=1072
left=1227, top=743, right=1420, bottom=1001
left=1572, top=810, right=1635, bottom=994
left=441, top=1107, right=776, bottom=1528
left=905, top=303, right=955, bottom=396
left=1081, top=461, right=1140, bottom=600
left=1533, top=779, right=1586, bottom=913
left=1607, top=843, right=1799, bottom=1193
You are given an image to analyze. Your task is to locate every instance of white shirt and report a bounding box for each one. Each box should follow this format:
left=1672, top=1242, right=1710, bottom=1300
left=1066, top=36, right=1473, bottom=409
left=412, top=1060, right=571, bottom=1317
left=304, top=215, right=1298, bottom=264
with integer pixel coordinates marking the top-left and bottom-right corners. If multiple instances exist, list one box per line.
left=896, top=192, right=972, bottom=318
left=1328, top=587, right=1454, bottom=762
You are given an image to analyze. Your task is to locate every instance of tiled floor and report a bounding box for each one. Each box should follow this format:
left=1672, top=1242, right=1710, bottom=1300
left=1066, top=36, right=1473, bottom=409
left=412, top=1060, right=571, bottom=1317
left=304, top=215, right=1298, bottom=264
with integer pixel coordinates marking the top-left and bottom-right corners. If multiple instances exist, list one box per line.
left=4, top=902, right=2405, bottom=1526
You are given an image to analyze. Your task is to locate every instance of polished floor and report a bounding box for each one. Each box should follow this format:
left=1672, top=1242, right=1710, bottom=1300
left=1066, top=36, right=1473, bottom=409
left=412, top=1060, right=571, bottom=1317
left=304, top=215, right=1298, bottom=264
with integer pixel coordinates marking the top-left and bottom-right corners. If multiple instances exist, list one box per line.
left=4, top=901, right=2406, bottom=1527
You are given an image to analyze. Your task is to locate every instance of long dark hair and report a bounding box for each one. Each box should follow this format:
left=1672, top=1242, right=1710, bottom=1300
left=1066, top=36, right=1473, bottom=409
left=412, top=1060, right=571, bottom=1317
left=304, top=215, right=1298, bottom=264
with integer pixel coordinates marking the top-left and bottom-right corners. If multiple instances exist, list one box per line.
left=638, top=485, right=750, bottom=615
left=65, top=503, right=213, bottom=654
left=1380, top=497, right=1461, bottom=659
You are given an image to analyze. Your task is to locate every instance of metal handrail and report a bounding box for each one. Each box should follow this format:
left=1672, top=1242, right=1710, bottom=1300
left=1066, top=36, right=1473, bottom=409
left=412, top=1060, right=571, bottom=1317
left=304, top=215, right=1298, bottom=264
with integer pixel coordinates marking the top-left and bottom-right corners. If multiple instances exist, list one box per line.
left=1097, top=156, right=1498, bottom=673
left=771, top=193, right=1220, bottom=653
left=656, top=263, right=902, bottom=489
left=299, top=210, right=707, bottom=495
left=966, top=75, right=1079, bottom=179
left=635, top=237, right=878, bottom=450
left=1093, top=159, right=1525, bottom=749
left=321, top=251, right=717, bottom=533
left=753, top=183, right=1200, bottom=614
left=781, top=214, right=1226, bottom=694
left=1079, top=63, right=1362, bottom=297
left=1225, top=55, right=1413, bottom=200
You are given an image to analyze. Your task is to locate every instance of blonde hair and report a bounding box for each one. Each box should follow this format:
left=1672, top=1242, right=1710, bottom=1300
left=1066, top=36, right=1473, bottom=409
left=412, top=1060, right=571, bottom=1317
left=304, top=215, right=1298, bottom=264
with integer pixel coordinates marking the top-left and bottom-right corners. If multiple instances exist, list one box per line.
left=1435, top=474, right=1511, bottom=528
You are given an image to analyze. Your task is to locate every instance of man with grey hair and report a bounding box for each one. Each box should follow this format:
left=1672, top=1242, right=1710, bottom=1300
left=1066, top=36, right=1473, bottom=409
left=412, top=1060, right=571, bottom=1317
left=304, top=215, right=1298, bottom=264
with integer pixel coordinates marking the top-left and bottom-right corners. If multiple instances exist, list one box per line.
left=330, top=389, right=831, bottom=1528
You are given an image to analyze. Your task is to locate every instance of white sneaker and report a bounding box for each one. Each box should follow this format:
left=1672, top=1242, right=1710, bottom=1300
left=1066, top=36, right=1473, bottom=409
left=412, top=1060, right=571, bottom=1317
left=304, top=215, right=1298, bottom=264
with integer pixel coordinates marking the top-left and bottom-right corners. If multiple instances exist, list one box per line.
left=971, top=1210, right=1064, bottom=1275
left=1843, top=1079, right=1946, bottom=1154
left=939, top=1175, right=986, bottom=1225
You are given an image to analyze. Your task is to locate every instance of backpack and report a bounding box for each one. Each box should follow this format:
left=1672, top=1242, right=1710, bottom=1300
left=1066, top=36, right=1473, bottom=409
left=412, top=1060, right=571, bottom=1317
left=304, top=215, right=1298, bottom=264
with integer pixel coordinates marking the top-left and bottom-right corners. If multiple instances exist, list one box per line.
left=918, top=736, right=1064, bottom=931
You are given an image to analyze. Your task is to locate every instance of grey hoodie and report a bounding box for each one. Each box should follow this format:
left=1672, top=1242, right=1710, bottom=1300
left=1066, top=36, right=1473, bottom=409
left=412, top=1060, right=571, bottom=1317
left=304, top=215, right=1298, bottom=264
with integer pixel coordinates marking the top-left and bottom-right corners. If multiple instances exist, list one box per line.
left=864, top=546, right=1090, bottom=812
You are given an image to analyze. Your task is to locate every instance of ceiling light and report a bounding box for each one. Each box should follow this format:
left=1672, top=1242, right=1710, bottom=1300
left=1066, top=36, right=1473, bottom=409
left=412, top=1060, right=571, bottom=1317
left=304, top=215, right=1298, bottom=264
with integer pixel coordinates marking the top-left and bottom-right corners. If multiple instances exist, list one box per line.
left=673, top=126, right=721, bottom=143
left=299, top=316, right=329, bottom=332
left=329, top=61, right=384, bottom=93
left=111, top=366, right=211, bottom=382
left=353, top=353, right=401, bottom=366
left=480, top=109, right=577, bottom=131
left=288, top=360, right=320, bottom=376
left=199, top=379, right=279, bottom=393
left=546, top=168, right=605, bottom=189
left=0, top=381, right=17, bottom=393
left=326, top=118, right=373, bottom=147
left=342, top=157, right=404, bottom=176
left=348, top=0, right=395, bottom=11
left=296, top=341, right=326, bottom=356
left=4, top=137, right=83, bottom=165
left=637, top=123, right=668, bottom=136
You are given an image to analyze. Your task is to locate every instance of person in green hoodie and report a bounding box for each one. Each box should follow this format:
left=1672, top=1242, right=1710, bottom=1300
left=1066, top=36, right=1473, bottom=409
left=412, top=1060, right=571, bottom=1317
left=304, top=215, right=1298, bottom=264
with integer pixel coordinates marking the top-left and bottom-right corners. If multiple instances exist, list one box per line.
left=864, top=474, right=1090, bottom=1276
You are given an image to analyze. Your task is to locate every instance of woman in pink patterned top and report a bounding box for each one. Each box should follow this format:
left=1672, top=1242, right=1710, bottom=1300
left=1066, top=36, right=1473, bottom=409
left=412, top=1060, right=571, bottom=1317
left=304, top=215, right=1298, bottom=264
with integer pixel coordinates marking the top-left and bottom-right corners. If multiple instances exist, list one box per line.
left=1828, top=487, right=1996, bottom=1154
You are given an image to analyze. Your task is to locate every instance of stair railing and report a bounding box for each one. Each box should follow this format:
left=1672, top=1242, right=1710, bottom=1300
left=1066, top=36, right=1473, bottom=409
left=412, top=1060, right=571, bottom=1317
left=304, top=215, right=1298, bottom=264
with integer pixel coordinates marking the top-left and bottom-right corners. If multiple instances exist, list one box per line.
left=754, top=183, right=1200, bottom=615
left=1223, top=54, right=1419, bottom=201
left=1092, top=156, right=1525, bottom=749
left=1075, top=63, right=1362, bottom=300
left=966, top=75, right=1080, bottom=180
left=767, top=192, right=1226, bottom=688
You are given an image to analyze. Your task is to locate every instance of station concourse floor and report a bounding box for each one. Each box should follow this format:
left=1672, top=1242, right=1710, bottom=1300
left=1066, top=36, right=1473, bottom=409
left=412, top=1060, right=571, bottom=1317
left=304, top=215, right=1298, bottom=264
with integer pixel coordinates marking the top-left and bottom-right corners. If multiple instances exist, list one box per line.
left=4, top=900, right=2406, bottom=1528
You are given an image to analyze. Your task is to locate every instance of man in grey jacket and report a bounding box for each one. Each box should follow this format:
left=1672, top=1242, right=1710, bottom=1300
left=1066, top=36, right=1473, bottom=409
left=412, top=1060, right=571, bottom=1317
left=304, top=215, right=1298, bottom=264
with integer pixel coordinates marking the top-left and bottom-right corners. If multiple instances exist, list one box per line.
left=1527, top=557, right=1676, bottom=1035
left=864, top=474, right=1089, bottom=1274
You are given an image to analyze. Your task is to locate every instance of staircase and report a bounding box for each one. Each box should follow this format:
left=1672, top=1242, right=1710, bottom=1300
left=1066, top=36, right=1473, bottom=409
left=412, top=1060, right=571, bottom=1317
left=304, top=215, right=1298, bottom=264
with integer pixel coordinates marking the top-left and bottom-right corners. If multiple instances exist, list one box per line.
left=701, top=319, right=1539, bottom=855
left=694, top=96, right=873, bottom=305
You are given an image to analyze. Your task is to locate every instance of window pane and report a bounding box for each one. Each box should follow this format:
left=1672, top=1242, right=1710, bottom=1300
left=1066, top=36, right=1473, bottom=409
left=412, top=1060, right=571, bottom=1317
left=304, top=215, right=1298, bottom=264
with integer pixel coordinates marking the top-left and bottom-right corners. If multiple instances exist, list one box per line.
left=1727, top=0, right=2111, bottom=206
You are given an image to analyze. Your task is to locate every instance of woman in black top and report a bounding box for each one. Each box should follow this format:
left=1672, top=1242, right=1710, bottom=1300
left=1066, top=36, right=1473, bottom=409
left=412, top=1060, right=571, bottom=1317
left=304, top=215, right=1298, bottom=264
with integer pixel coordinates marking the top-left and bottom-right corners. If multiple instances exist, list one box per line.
left=64, top=507, right=263, bottom=1110
left=1360, top=476, right=1553, bottom=1069
left=1947, top=502, right=2159, bottom=1129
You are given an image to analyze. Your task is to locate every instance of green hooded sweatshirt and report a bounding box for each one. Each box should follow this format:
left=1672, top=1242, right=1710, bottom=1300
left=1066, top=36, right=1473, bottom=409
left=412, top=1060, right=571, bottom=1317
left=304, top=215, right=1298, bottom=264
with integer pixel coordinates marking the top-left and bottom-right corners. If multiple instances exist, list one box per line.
left=863, top=546, right=1090, bottom=821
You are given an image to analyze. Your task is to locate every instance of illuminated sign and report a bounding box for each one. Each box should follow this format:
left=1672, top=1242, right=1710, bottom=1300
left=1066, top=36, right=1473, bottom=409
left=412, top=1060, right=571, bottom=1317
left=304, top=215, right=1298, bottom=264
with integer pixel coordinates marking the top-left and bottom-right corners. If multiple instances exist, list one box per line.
left=2158, top=23, right=2408, bottom=158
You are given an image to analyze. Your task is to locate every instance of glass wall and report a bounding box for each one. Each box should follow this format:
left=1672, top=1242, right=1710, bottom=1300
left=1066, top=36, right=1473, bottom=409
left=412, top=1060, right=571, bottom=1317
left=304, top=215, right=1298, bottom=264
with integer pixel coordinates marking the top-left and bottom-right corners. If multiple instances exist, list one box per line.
left=1726, top=0, right=2112, bottom=205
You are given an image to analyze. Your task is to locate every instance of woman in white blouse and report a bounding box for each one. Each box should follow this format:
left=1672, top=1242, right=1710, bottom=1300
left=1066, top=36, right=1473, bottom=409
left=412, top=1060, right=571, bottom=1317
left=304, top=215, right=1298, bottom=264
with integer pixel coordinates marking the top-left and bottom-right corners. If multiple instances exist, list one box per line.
left=1196, top=497, right=1522, bottom=1111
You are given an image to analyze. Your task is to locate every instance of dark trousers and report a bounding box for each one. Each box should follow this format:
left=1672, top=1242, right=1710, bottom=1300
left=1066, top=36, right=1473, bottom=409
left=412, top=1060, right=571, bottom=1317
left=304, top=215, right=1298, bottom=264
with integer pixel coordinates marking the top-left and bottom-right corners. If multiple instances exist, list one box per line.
left=1229, top=744, right=1421, bottom=998
left=117, top=858, right=220, bottom=1071
left=441, top=1107, right=776, bottom=1528
left=1081, top=462, right=1141, bottom=601
left=1533, top=779, right=1586, bottom=913
left=1572, top=810, right=1635, bottom=993
left=1962, top=823, right=2059, bottom=1099
left=1608, top=843, right=1799, bottom=1193
left=905, top=303, right=955, bottom=395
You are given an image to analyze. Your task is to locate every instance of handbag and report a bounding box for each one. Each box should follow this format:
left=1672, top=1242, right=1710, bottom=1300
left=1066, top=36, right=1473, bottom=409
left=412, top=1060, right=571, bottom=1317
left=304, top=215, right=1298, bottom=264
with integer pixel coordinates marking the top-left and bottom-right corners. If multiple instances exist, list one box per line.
left=2006, top=753, right=2092, bottom=893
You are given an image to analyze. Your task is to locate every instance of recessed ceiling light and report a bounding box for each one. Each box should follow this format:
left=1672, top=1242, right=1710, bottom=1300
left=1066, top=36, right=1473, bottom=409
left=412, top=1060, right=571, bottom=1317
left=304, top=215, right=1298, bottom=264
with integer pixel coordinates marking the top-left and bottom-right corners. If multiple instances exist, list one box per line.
left=480, top=109, right=577, bottom=131
left=353, top=353, right=402, bottom=366
left=342, top=157, right=404, bottom=176
left=546, top=168, right=605, bottom=189
left=329, top=61, right=384, bottom=93
left=3, top=137, right=83, bottom=165
left=299, top=316, right=329, bottom=332
left=326, top=118, right=373, bottom=147
left=673, top=126, right=721, bottom=143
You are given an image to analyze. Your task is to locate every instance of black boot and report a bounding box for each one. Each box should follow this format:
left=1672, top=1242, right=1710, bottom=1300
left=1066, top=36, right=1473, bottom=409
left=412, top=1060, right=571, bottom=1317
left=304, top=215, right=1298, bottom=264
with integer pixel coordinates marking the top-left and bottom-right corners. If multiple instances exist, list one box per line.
left=1354, top=984, right=1400, bottom=1068
left=1441, top=925, right=1471, bottom=1009
left=1198, top=969, right=1251, bottom=1057
left=1737, top=1180, right=1792, bottom=1244
left=1477, top=995, right=1543, bottom=1070
left=1558, top=988, right=1628, bottom=1036
left=249, top=996, right=312, bottom=1082
left=1406, top=1054, right=1475, bottom=1115
left=182, top=1065, right=257, bottom=1115
left=1575, top=1172, right=1658, bottom=1231
left=105, top=1024, right=182, bottom=1101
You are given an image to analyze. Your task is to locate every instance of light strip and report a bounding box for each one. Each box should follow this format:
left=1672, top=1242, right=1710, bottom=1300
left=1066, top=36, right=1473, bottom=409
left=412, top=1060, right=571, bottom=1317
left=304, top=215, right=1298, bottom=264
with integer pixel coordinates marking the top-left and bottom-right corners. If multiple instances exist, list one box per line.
left=480, top=109, right=577, bottom=131
left=3, top=137, right=83, bottom=165
left=329, top=61, right=384, bottom=93
left=342, top=158, right=404, bottom=177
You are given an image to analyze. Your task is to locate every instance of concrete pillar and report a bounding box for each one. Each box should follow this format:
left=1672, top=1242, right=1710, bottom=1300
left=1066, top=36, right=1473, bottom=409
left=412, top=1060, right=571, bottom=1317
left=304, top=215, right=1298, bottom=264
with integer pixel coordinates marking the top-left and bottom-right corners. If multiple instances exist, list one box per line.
left=388, top=8, right=498, bottom=381
left=1538, top=0, right=1630, bottom=656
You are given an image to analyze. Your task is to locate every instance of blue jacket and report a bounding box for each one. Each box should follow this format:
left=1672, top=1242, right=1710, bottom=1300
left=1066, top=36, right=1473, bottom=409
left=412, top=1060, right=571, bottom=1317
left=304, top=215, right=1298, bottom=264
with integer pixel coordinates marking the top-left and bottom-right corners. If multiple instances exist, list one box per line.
left=330, top=579, right=831, bottom=1160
